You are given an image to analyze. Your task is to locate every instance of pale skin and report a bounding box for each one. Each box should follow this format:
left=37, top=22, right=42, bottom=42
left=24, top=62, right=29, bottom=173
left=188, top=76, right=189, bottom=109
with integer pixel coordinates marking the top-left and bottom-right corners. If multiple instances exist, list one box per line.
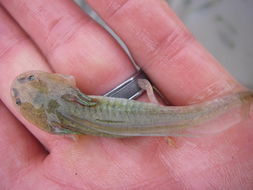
left=0, top=0, right=253, bottom=190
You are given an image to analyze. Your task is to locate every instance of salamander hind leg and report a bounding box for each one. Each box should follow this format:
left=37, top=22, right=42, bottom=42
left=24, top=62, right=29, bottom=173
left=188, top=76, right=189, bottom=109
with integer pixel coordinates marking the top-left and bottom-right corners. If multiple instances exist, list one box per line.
left=137, top=79, right=159, bottom=104
left=165, top=137, right=177, bottom=148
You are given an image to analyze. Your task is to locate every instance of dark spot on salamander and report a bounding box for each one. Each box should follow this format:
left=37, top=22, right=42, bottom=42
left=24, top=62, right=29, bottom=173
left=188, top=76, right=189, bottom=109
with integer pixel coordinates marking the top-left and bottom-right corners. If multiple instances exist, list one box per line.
left=16, top=98, right=21, bottom=105
left=11, top=88, right=19, bottom=97
left=27, top=75, right=35, bottom=81
left=17, top=75, right=35, bottom=83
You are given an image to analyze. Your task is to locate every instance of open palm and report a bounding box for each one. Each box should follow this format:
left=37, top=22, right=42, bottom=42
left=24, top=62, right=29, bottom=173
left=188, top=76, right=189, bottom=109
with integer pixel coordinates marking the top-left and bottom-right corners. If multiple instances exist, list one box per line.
left=0, top=0, right=252, bottom=189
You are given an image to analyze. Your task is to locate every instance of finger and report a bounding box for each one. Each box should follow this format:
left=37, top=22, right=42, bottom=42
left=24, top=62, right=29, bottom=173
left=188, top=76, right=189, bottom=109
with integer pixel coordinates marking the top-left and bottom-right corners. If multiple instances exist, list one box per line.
left=86, top=0, right=242, bottom=104
left=1, top=0, right=136, bottom=94
left=0, top=4, right=50, bottom=119
left=0, top=100, right=47, bottom=187
left=0, top=6, right=70, bottom=150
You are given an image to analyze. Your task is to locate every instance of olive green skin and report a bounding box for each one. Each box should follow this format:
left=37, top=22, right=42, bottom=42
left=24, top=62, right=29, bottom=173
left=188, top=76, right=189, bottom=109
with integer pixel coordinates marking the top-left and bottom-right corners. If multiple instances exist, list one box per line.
left=11, top=71, right=253, bottom=138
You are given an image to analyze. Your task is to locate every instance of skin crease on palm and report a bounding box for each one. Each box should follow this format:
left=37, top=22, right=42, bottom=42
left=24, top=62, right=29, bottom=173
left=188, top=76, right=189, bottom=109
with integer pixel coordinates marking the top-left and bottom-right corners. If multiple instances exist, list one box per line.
left=0, top=0, right=253, bottom=189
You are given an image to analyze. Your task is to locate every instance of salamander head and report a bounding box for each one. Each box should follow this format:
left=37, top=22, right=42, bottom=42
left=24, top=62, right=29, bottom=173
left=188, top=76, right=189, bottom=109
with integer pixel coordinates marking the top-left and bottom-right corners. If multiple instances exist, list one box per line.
left=10, top=71, right=76, bottom=132
left=11, top=71, right=76, bottom=108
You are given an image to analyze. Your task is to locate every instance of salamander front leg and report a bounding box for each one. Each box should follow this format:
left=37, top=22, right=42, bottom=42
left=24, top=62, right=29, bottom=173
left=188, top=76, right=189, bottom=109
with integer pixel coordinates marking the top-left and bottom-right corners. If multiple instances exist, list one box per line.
left=61, top=91, right=97, bottom=107
left=49, top=121, right=80, bottom=141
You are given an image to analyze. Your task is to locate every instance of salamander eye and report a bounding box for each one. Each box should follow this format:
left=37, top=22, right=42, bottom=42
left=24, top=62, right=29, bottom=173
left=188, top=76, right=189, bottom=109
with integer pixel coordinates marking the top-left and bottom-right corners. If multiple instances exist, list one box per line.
left=27, top=75, right=35, bottom=81
left=16, top=98, right=21, bottom=105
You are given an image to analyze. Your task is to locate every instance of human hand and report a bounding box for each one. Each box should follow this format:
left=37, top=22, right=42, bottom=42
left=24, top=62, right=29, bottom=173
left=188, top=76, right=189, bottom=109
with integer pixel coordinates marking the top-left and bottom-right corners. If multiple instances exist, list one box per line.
left=0, top=0, right=252, bottom=189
